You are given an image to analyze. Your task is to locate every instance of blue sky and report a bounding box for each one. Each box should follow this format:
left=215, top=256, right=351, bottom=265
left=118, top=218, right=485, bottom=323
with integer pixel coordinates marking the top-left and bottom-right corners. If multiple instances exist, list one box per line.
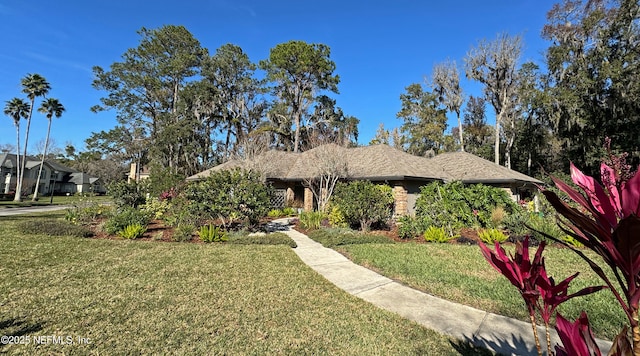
left=1, top=0, right=557, bottom=154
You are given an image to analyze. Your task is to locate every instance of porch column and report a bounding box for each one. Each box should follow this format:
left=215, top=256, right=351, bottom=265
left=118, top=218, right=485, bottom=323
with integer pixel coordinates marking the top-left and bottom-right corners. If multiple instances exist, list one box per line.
left=392, top=183, right=408, bottom=217
left=286, top=185, right=295, bottom=206
left=303, top=187, right=314, bottom=212
left=4, top=173, right=11, bottom=194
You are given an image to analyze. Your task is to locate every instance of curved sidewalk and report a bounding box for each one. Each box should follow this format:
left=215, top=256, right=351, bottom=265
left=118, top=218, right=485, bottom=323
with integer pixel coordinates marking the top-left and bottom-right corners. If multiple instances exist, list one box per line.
left=278, top=223, right=612, bottom=356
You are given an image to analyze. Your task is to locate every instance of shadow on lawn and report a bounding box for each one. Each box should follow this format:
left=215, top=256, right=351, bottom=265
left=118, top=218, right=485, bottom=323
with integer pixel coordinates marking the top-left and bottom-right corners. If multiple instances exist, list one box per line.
left=0, top=317, right=44, bottom=348
left=451, top=334, right=539, bottom=356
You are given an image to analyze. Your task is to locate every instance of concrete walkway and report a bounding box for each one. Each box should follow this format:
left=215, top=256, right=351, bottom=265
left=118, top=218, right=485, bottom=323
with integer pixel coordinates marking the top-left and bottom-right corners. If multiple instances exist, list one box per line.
left=274, top=220, right=612, bottom=356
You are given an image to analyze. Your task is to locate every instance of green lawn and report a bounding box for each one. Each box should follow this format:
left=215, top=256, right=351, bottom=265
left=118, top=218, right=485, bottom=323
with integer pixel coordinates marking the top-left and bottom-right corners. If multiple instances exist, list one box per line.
left=335, top=242, right=625, bottom=341
left=0, top=213, right=488, bottom=355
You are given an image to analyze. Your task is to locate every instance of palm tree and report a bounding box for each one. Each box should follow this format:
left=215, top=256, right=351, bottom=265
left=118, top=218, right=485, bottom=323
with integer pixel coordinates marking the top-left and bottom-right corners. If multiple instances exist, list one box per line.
left=32, top=98, right=65, bottom=201
left=3, top=98, right=30, bottom=197
left=15, top=73, right=50, bottom=201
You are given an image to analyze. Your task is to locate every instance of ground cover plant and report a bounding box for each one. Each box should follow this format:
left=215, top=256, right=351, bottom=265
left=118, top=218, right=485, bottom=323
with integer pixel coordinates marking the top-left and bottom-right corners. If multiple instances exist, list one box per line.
left=0, top=212, right=485, bottom=355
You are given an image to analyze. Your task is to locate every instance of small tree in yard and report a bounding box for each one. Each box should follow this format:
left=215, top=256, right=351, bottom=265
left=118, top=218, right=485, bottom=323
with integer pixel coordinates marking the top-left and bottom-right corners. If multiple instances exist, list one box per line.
left=333, top=180, right=394, bottom=231
left=302, top=143, right=349, bottom=213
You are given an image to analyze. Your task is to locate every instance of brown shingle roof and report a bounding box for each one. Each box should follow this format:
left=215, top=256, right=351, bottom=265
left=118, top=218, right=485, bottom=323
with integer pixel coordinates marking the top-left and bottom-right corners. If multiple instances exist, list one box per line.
left=429, top=151, right=543, bottom=184
left=187, top=144, right=447, bottom=181
left=187, top=145, right=541, bottom=185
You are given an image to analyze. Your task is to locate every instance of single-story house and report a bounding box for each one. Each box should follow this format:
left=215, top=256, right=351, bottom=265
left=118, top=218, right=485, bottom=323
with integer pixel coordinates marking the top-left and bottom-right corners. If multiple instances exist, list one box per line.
left=187, top=144, right=543, bottom=215
left=0, top=153, right=106, bottom=197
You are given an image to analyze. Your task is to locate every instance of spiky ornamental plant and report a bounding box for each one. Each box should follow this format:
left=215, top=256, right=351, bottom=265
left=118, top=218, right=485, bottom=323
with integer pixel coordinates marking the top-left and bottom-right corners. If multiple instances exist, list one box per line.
left=479, top=237, right=604, bottom=356
left=541, top=140, right=640, bottom=355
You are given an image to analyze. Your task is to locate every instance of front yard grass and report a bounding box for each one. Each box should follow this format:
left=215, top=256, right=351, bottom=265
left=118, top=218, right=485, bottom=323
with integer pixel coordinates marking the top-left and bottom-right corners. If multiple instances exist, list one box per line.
left=0, top=213, right=487, bottom=355
left=336, top=242, right=625, bottom=341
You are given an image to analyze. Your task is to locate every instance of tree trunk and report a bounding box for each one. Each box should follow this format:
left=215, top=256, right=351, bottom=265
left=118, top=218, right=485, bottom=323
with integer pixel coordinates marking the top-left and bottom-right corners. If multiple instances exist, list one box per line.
left=293, top=112, right=301, bottom=153
left=32, top=118, right=52, bottom=201
left=457, top=112, right=464, bottom=152
left=15, top=100, right=36, bottom=202
left=494, top=111, right=501, bottom=165
left=14, top=125, right=21, bottom=197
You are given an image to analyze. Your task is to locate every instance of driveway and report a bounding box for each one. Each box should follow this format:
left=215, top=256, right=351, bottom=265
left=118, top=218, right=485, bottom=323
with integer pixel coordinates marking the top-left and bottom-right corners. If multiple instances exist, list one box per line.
left=0, top=205, right=71, bottom=216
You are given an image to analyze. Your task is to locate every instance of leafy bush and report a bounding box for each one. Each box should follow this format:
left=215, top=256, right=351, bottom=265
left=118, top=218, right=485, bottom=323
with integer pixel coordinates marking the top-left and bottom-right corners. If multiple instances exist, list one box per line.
left=332, top=181, right=394, bottom=231
left=65, top=202, right=112, bottom=226
left=118, top=223, right=147, bottom=239
left=145, top=165, right=186, bottom=197
left=140, top=197, right=172, bottom=220
left=227, top=232, right=296, bottom=247
left=198, top=224, right=228, bottom=243
left=328, top=206, right=348, bottom=228
left=529, top=213, right=569, bottom=243
left=396, top=215, right=429, bottom=239
left=478, top=228, right=508, bottom=244
left=183, top=169, right=272, bottom=228
left=502, top=209, right=532, bottom=237
left=103, top=207, right=151, bottom=235
left=307, top=229, right=394, bottom=248
left=16, top=219, right=93, bottom=238
left=172, top=223, right=195, bottom=242
left=423, top=226, right=453, bottom=243
left=108, top=180, right=147, bottom=209
left=415, top=181, right=518, bottom=233
left=282, top=207, right=297, bottom=216
left=267, top=209, right=283, bottom=218
left=298, top=211, right=325, bottom=230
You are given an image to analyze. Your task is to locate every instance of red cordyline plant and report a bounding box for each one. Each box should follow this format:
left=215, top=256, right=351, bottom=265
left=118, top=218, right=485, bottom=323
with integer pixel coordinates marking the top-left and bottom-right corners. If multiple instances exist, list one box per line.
left=540, top=143, right=640, bottom=355
left=479, top=237, right=604, bottom=355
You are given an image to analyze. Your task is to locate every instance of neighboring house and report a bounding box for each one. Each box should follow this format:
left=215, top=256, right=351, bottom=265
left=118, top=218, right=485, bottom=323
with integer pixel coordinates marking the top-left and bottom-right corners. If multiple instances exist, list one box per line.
left=128, top=162, right=150, bottom=183
left=189, top=144, right=542, bottom=215
left=0, top=153, right=106, bottom=197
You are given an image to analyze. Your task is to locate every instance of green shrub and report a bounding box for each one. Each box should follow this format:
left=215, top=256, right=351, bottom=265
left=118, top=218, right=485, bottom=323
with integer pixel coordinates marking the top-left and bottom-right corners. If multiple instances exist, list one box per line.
left=298, top=211, right=325, bottom=230
left=103, top=207, right=151, bottom=235
left=396, top=215, right=430, bottom=239
left=145, top=165, right=186, bottom=197
left=140, top=197, right=172, bottom=220
left=65, top=203, right=112, bottom=226
left=172, top=223, right=195, bottom=242
left=502, top=209, right=532, bottom=237
left=183, top=168, right=272, bottom=228
left=198, top=224, right=228, bottom=243
left=328, top=206, right=348, bottom=228
left=118, top=223, right=147, bottom=239
left=227, top=232, right=296, bottom=247
left=478, top=228, right=508, bottom=244
left=423, top=226, right=453, bottom=243
left=332, top=181, right=394, bottom=231
left=108, top=180, right=147, bottom=209
left=16, top=219, right=93, bottom=238
left=267, top=209, right=283, bottom=218
left=282, top=207, right=297, bottom=216
left=415, top=181, right=518, bottom=231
